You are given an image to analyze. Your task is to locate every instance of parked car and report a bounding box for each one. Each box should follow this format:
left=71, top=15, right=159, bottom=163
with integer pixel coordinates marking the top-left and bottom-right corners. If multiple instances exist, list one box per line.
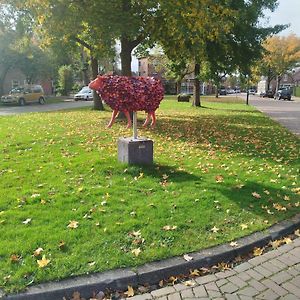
left=274, top=89, right=292, bottom=101
left=74, top=86, right=93, bottom=101
left=248, top=89, right=256, bottom=95
left=260, top=90, right=275, bottom=98
left=1, top=85, right=45, bottom=106
left=219, top=89, right=227, bottom=95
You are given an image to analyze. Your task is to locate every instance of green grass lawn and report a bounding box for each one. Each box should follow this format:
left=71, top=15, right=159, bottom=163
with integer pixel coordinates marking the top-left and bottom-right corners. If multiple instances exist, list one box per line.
left=0, top=97, right=299, bottom=293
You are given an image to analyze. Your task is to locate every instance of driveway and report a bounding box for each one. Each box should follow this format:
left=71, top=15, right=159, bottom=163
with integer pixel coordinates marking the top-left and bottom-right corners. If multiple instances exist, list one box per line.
left=0, top=100, right=93, bottom=116
left=243, top=94, right=300, bottom=137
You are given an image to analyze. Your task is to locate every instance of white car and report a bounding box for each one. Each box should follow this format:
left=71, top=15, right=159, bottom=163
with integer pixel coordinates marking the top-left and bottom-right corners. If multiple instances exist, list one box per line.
left=74, top=87, right=93, bottom=101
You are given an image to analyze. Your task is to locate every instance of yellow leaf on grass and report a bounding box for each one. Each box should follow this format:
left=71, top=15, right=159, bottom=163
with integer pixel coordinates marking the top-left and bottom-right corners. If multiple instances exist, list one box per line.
left=252, top=192, right=261, bottom=199
left=67, top=220, right=79, bottom=229
left=230, top=241, right=238, bottom=247
left=253, top=247, right=264, bottom=256
left=215, top=175, right=224, bottom=183
left=37, top=255, right=50, bottom=268
left=240, top=224, right=248, bottom=230
left=10, top=254, right=21, bottom=263
left=124, top=286, right=134, bottom=297
left=211, top=226, right=219, bottom=233
left=131, top=248, right=141, bottom=257
left=33, top=247, right=44, bottom=257
left=163, top=225, right=177, bottom=231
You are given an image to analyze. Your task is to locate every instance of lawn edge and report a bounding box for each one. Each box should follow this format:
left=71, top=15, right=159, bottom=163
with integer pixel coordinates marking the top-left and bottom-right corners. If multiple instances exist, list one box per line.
left=2, top=213, right=300, bottom=300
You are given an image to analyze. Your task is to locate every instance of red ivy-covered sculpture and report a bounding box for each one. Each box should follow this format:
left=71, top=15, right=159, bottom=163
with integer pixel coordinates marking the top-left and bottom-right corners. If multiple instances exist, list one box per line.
left=89, top=75, right=164, bottom=128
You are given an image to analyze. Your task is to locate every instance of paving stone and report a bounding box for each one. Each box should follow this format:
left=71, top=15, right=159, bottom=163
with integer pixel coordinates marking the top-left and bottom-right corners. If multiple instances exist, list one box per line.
left=277, top=244, right=295, bottom=253
left=293, top=239, right=300, bottom=247
left=270, top=270, right=293, bottom=284
left=227, top=275, right=247, bottom=288
left=268, top=258, right=287, bottom=269
left=219, top=282, right=239, bottom=294
left=192, top=285, right=207, bottom=298
left=156, top=297, right=168, bottom=300
left=277, top=255, right=297, bottom=267
left=223, top=294, right=240, bottom=300
left=238, top=296, right=254, bottom=300
left=236, top=272, right=252, bottom=282
left=215, top=270, right=236, bottom=279
left=180, top=288, right=194, bottom=299
left=260, top=261, right=282, bottom=273
left=174, top=283, right=190, bottom=292
left=237, top=286, right=260, bottom=297
left=281, top=282, right=300, bottom=296
left=194, top=274, right=217, bottom=285
left=262, top=250, right=280, bottom=260
left=256, top=289, right=280, bottom=300
left=248, top=255, right=268, bottom=266
left=287, top=266, right=299, bottom=277
left=206, top=289, right=222, bottom=298
left=245, top=268, right=265, bottom=281
left=167, top=293, right=182, bottom=300
left=254, top=264, right=273, bottom=278
left=215, top=278, right=228, bottom=287
left=233, top=262, right=252, bottom=273
left=281, top=294, right=300, bottom=300
left=261, top=279, right=288, bottom=297
left=151, top=286, right=176, bottom=298
left=248, top=279, right=267, bottom=292
left=290, top=248, right=300, bottom=259
left=130, top=293, right=153, bottom=300
left=204, top=282, right=219, bottom=291
left=289, top=275, right=300, bottom=287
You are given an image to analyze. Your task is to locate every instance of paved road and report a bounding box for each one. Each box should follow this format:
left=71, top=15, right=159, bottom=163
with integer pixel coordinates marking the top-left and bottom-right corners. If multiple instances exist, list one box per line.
left=0, top=100, right=93, bottom=116
left=130, top=237, right=300, bottom=300
left=245, top=95, right=300, bottom=137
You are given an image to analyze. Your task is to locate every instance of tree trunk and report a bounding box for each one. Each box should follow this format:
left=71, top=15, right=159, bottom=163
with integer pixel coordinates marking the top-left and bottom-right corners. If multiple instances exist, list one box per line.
left=275, top=75, right=280, bottom=93
left=193, top=63, right=201, bottom=107
left=91, top=56, right=104, bottom=111
left=0, top=66, right=10, bottom=97
left=120, top=37, right=133, bottom=76
left=176, top=80, right=182, bottom=94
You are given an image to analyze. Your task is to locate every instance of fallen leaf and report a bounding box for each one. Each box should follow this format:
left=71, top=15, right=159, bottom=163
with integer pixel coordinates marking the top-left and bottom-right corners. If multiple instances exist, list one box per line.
left=124, top=286, right=134, bottom=297
left=33, top=247, right=44, bottom=257
left=252, top=192, right=261, bottom=199
left=240, top=224, right=248, bottom=230
left=183, top=254, right=193, bottom=261
left=37, top=255, right=50, bottom=268
left=230, top=241, right=238, bottom=247
left=163, top=225, right=177, bottom=231
left=215, top=175, right=224, bottom=183
left=211, top=226, right=219, bottom=233
left=253, top=247, right=264, bottom=256
left=88, top=261, right=96, bottom=267
left=183, top=280, right=195, bottom=287
left=158, top=280, right=164, bottom=287
left=270, top=240, right=282, bottom=249
left=10, top=254, right=21, bottom=263
left=283, top=237, right=293, bottom=244
left=295, top=229, right=300, bottom=237
left=190, top=269, right=200, bottom=276
left=22, top=218, right=32, bottom=225
left=131, top=248, right=141, bottom=257
left=67, top=220, right=79, bottom=229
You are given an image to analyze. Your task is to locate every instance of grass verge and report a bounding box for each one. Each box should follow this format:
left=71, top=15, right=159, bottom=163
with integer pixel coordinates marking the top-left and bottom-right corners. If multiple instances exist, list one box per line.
left=0, top=96, right=299, bottom=292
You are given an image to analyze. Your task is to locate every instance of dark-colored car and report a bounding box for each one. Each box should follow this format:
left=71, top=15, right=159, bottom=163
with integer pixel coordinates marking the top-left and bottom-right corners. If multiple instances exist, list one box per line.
left=275, top=89, right=292, bottom=101
left=260, top=90, right=275, bottom=98
left=219, top=89, right=227, bottom=95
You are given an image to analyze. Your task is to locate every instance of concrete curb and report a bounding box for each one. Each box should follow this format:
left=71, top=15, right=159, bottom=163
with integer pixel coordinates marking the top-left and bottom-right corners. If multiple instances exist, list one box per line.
left=2, top=214, right=300, bottom=300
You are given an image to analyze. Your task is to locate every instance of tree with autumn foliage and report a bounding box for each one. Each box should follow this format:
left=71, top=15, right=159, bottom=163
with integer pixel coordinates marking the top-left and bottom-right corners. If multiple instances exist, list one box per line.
left=259, top=34, right=300, bottom=91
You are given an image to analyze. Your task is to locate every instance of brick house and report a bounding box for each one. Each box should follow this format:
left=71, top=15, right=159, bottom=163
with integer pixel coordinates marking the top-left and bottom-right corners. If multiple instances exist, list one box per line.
left=0, top=66, right=53, bottom=96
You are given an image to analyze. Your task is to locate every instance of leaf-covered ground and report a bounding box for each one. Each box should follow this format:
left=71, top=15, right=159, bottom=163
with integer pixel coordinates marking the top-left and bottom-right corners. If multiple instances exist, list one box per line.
left=0, top=97, right=299, bottom=292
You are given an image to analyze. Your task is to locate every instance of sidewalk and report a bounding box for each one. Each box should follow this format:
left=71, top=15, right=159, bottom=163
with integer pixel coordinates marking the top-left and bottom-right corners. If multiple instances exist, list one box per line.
left=130, top=237, right=300, bottom=300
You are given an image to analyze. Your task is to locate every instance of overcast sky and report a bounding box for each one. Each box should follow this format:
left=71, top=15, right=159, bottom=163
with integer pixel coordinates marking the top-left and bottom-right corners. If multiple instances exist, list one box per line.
left=264, top=0, right=300, bottom=36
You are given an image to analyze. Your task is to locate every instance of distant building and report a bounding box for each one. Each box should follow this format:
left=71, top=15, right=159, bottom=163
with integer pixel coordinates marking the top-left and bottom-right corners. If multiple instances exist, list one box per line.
left=0, top=66, right=53, bottom=95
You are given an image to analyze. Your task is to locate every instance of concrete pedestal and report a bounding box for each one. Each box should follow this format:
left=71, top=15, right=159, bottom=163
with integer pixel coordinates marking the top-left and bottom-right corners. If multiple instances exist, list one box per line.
left=118, top=137, right=153, bottom=165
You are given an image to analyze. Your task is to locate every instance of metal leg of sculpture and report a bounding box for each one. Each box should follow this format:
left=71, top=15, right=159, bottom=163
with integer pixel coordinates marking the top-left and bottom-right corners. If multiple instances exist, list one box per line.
left=142, top=113, right=151, bottom=127
left=124, top=110, right=132, bottom=129
left=150, top=112, right=156, bottom=127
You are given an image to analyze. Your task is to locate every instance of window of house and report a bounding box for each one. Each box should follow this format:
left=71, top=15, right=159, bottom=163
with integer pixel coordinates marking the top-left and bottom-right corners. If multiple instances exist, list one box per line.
left=12, top=80, right=19, bottom=89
